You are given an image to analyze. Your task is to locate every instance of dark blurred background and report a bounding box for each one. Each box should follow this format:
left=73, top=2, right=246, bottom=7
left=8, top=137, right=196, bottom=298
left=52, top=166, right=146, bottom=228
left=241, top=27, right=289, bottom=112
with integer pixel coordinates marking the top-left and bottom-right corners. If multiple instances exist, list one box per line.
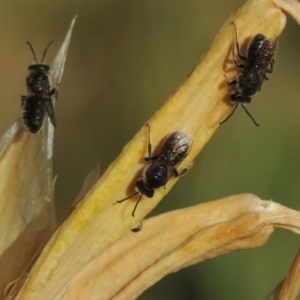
left=0, top=0, right=299, bottom=299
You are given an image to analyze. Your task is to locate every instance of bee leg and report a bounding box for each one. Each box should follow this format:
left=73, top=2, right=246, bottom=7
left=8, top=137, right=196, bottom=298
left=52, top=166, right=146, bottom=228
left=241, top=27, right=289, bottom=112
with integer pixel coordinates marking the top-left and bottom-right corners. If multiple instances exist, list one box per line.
left=224, top=74, right=237, bottom=87
left=144, top=155, right=158, bottom=162
left=232, top=23, right=247, bottom=62
left=219, top=103, right=239, bottom=124
left=46, top=99, right=57, bottom=127
left=50, top=88, right=58, bottom=101
left=227, top=79, right=238, bottom=86
left=268, top=58, right=275, bottom=73
left=264, top=58, right=275, bottom=79
left=50, top=88, right=57, bottom=96
left=21, top=96, right=27, bottom=106
left=144, top=124, right=159, bottom=162
left=145, top=123, right=152, bottom=159
left=233, top=59, right=246, bottom=71
left=173, top=167, right=189, bottom=178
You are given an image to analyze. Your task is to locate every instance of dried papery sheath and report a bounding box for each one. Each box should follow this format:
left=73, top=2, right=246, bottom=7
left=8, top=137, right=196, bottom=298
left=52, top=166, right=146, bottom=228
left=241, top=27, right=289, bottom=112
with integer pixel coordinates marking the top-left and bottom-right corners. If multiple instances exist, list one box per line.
left=51, top=16, right=77, bottom=85
left=0, top=16, right=76, bottom=299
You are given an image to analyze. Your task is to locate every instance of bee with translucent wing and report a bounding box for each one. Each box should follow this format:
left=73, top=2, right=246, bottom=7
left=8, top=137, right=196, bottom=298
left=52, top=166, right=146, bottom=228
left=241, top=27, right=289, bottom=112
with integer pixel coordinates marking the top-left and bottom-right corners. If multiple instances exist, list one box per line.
left=21, top=41, right=57, bottom=133
left=220, top=23, right=278, bottom=126
left=117, top=124, right=193, bottom=217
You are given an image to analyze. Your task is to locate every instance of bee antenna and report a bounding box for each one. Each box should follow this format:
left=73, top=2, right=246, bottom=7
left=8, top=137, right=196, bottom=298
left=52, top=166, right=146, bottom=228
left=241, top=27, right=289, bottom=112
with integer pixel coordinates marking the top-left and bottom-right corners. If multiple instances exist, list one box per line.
left=132, top=194, right=143, bottom=217
left=117, top=191, right=139, bottom=204
left=241, top=104, right=260, bottom=127
left=41, top=41, right=54, bottom=63
left=219, top=103, right=239, bottom=124
left=26, top=42, right=38, bottom=63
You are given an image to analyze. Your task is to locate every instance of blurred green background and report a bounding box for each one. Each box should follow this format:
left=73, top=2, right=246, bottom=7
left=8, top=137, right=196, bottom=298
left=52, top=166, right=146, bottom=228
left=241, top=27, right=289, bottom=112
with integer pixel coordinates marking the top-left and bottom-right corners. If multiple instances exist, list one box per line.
left=0, top=0, right=299, bottom=299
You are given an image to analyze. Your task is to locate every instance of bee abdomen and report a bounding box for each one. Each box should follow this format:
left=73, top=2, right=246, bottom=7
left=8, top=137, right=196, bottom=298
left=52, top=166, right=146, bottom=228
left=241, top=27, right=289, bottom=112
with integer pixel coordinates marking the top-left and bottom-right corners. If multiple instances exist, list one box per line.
left=145, top=166, right=168, bottom=190
left=21, top=95, right=47, bottom=133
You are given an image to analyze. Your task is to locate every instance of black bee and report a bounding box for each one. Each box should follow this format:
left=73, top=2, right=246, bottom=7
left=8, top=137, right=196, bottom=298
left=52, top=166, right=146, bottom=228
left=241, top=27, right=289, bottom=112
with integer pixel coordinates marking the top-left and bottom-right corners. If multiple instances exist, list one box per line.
left=117, top=124, right=193, bottom=217
left=21, top=41, right=57, bottom=133
left=220, top=24, right=278, bottom=126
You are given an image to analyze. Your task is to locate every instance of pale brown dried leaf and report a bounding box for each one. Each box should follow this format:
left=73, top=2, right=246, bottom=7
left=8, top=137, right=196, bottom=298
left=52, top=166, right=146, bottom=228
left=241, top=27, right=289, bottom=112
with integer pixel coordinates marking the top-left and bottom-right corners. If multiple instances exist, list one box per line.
left=266, top=249, right=300, bottom=300
left=0, top=86, right=56, bottom=298
left=2, top=16, right=76, bottom=300
left=272, top=0, right=300, bottom=24
left=62, top=194, right=300, bottom=300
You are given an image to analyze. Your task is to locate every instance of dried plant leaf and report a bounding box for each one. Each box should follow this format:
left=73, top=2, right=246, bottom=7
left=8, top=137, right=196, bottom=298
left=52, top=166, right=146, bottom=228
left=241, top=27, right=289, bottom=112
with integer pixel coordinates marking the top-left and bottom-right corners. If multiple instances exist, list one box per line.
left=0, top=118, right=55, bottom=297
left=277, top=250, right=300, bottom=300
left=13, top=0, right=289, bottom=299
left=60, top=194, right=300, bottom=300
left=272, top=0, right=300, bottom=25
left=266, top=249, right=300, bottom=300
left=1, top=16, right=76, bottom=300
left=51, top=15, right=77, bottom=85
left=73, top=164, right=100, bottom=206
